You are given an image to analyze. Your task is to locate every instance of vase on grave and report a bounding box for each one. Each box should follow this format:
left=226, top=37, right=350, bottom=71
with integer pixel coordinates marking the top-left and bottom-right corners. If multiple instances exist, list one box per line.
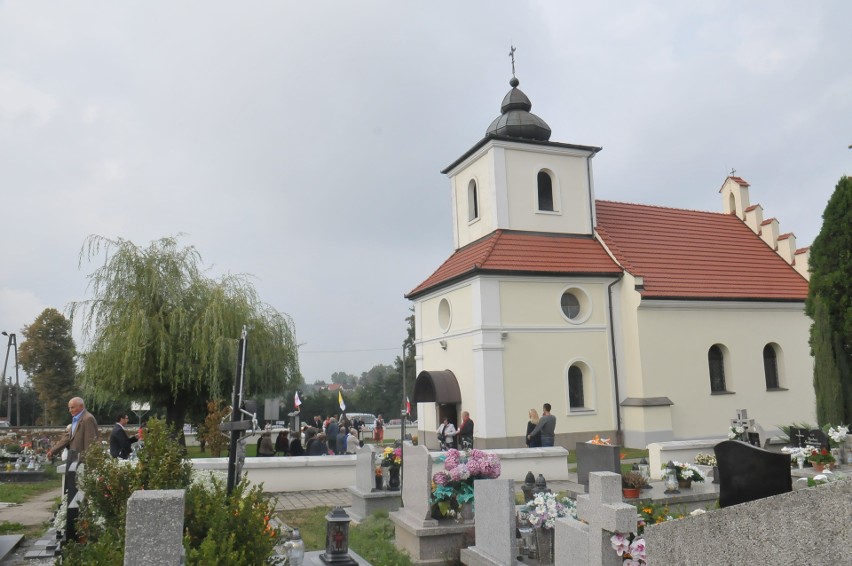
left=535, top=526, right=555, bottom=564
left=375, top=474, right=383, bottom=491
left=677, top=478, right=692, bottom=489
left=457, top=502, right=474, bottom=523
left=712, top=465, right=721, bottom=484
left=388, top=467, right=400, bottom=490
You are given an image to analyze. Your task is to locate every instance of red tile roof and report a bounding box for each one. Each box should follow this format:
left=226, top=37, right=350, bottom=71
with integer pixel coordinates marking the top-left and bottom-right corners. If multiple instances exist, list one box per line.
left=729, top=176, right=750, bottom=186
left=595, top=201, right=808, bottom=300
left=406, top=230, right=622, bottom=298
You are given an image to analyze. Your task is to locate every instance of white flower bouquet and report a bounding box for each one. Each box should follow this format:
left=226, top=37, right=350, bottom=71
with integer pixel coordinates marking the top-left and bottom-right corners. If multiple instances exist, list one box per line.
left=520, top=492, right=576, bottom=530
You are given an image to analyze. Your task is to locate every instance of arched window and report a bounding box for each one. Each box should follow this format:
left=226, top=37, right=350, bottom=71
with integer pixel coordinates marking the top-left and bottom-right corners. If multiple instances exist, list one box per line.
left=708, top=345, right=726, bottom=393
left=568, top=365, right=584, bottom=408
left=763, top=344, right=779, bottom=389
left=728, top=193, right=736, bottom=215
left=537, top=170, right=554, bottom=212
left=467, top=179, right=479, bottom=221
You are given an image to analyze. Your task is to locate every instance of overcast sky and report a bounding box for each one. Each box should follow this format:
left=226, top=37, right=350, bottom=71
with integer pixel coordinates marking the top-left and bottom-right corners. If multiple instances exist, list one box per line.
left=1, top=2, right=850, bottom=385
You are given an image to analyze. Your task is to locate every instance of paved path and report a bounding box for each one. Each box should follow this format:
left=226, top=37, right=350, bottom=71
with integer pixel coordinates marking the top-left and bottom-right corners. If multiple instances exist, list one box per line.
left=0, top=488, right=60, bottom=528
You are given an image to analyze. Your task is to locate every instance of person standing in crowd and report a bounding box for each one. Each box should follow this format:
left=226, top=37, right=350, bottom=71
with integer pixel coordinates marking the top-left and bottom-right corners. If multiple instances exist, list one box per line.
left=47, top=397, right=99, bottom=462
left=313, top=415, right=323, bottom=430
left=525, top=408, right=542, bottom=448
left=326, top=418, right=339, bottom=454
left=437, top=417, right=456, bottom=450
left=458, top=411, right=474, bottom=449
left=109, top=412, right=138, bottom=459
left=275, top=430, right=290, bottom=456
left=289, top=431, right=304, bottom=456
left=308, top=432, right=329, bottom=456
left=258, top=431, right=275, bottom=457
left=527, top=403, right=556, bottom=447
left=374, top=414, right=385, bottom=443
left=346, top=427, right=360, bottom=454
left=336, top=426, right=348, bottom=455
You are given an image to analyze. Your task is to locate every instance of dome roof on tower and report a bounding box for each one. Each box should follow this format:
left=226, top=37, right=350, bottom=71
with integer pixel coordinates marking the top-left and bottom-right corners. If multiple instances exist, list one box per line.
left=485, top=77, right=552, bottom=141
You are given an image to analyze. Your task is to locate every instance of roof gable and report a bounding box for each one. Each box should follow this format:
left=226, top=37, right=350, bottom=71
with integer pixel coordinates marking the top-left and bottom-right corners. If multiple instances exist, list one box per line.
left=595, top=200, right=808, bottom=300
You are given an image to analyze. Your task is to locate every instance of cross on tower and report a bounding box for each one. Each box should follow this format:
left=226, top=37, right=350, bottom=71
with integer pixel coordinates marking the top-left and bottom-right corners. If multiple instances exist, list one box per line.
left=509, top=45, right=517, bottom=77
left=729, top=168, right=737, bottom=177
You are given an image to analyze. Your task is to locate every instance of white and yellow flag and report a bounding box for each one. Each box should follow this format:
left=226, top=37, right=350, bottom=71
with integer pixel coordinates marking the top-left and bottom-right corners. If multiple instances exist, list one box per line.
left=338, top=390, right=346, bottom=411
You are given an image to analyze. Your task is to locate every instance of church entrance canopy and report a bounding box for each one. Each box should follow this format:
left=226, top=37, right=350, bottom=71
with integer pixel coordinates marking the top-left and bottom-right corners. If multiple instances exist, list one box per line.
left=413, top=370, right=461, bottom=404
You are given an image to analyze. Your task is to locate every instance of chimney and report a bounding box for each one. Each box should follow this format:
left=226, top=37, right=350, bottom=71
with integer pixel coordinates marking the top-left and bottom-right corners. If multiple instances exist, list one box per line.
left=744, top=204, right=763, bottom=235
left=776, top=233, right=796, bottom=263
left=794, top=247, right=810, bottom=280
left=760, top=218, right=780, bottom=250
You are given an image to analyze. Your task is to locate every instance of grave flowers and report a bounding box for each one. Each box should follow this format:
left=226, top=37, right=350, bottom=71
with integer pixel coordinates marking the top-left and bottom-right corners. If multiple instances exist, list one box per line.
left=666, top=461, right=705, bottom=487
left=728, top=425, right=746, bottom=441
left=825, top=423, right=849, bottom=446
left=430, top=448, right=501, bottom=520
left=519, top=492, right=576, bottom=563
left=807, top=447, right=835, bottom=472
left=381, top=446, right=402, bottom=489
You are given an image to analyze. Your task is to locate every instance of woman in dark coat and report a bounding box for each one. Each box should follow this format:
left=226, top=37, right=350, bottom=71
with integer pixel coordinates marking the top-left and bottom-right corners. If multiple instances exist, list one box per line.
left=526, top=408, right=542, bottom=448
left=275, top=431, right=290, bottom=455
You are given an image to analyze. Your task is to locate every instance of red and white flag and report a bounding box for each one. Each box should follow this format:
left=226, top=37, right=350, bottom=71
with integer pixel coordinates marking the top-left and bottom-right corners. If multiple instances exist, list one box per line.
left=405, top=396, right=411, bottom=415
left=294, top=391, right=302, bottom=409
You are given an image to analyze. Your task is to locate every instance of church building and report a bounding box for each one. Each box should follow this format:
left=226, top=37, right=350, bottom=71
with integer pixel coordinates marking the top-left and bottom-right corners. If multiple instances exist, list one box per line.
left=407, top=75, right=814, bottom=449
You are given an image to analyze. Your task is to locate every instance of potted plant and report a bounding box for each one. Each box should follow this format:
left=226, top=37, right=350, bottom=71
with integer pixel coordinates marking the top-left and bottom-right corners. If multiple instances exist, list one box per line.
left=621, top=472, right=647, bottom=499
left=808, top=448, right=835, bottom=472
left=668, top=461, right=706, bottom=488
left=430, top=448, right=502, bottom=521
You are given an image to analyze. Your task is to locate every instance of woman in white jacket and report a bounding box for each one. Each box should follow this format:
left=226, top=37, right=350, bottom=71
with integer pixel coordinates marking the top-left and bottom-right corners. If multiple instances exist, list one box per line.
left=437, top=418, right=457, bottom=451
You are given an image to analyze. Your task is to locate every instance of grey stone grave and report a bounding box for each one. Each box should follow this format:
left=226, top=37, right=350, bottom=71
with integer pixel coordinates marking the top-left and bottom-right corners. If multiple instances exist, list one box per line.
left=389, top=444, right=473, bottom=564
left=459, top=479, right=519, bottom=566
left=558, top=472, right=635, bottom=566
left=347, top=444, right=400, bottom=521
left=576, top=442, right=621, bottom=486
left=714, top=440, right=791, bottom=508
left=124, top=489, right=185, bottom=566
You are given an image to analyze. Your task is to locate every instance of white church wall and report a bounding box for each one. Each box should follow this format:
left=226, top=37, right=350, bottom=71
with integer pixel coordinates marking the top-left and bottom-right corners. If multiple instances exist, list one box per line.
left=501, top=146, right=593, bottom=235
left=500, top=279, right=609, bottom=327
left=636, top=301, right=815, bottom=440
left=450, top=150, right=497, bottom=248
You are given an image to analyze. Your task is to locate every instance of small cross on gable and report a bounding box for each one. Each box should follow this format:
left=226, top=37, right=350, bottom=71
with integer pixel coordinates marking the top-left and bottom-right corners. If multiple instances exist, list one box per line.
left=559, top=472, right=636, bottom=565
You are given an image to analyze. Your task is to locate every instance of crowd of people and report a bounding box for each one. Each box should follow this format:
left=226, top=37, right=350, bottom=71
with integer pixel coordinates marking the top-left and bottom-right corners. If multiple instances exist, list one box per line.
left=255, top=413, right=386, bottom=457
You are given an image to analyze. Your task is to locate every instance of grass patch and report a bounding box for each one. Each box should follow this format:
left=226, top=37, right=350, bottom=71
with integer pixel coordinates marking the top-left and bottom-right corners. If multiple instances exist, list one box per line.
left=279, top=507, right=412, bottom=565
left=0, top=467, right=61, bottom=504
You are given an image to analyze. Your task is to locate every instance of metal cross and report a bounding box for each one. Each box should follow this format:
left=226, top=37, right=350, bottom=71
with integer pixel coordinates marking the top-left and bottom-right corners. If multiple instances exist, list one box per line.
left=729, top=168, right=737, bottom=176
left=509, top=45, right=517, bottom=77
left=794, top=429, right=806, bottom=447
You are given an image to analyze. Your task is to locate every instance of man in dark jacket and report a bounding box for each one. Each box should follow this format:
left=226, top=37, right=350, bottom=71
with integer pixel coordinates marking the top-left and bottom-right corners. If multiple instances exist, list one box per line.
left=109, top=413, right=137, bottom=459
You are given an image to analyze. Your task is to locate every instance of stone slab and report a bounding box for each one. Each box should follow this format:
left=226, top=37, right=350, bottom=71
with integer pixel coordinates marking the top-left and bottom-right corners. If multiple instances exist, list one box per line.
left=124, top=489, right=185, bottom=566
left=390, top=508, right=474, bottom=565
left=461, top=479, right=517, bottom=565
left=576, top=443, right=621, bottom=485
left=346, top=486, right=401, bottom=522
left=306, top=548, right=371, bottom=565
left=0, top=534, right=23, bottom=561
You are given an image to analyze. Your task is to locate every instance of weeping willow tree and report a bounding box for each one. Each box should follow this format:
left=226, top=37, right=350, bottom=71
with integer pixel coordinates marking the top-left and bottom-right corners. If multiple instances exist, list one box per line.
left=70, top=235, right=301, bottom=429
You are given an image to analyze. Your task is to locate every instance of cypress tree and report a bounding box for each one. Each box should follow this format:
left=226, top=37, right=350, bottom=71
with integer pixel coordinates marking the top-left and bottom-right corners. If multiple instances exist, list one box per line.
left=806, top=175, right=852, bottom=424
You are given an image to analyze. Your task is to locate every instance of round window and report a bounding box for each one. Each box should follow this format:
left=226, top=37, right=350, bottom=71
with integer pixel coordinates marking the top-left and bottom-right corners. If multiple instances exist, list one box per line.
left=561, top=292, right=581, bottom=319
left=438, top=298, right=451, bottom=333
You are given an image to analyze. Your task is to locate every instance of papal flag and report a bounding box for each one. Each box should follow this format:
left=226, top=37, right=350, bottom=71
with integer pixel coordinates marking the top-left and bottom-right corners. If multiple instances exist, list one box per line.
left=294, top=391, right=302, bottom=409
left=338, top=389, right=346, bottom=411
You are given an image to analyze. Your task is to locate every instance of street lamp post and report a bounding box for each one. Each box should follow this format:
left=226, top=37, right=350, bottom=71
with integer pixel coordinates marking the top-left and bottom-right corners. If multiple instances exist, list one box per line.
left=0, top=332, right=16, bottom=425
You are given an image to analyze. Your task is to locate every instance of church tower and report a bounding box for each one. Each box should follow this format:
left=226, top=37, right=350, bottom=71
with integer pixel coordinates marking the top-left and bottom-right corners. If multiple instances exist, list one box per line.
left=442, top=76, right=602, bottom=250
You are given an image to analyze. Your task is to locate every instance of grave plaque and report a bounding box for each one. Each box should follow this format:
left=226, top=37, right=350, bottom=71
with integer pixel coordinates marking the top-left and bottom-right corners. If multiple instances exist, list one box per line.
left=805, top=429, right=830, bottom=451
left=747, top=432, right=760, bottom=447
left=715, top=440, right=791, bottom=508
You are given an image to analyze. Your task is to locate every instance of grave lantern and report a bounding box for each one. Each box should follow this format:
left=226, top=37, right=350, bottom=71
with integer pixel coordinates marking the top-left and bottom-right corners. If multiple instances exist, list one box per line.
left=663, top=461, right=680, bottom=494
left=521, top=471, right=536, bottom=502
left=534, top=473, right=551, bottom=495
left=638, top=458, right=651, bottom=481
left=285, top=528, right=304, bottom=566
left=320, top=507, right=357, bottom=565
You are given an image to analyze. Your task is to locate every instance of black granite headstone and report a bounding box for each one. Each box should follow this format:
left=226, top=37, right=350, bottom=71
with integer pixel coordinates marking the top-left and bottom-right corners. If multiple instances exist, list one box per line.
left=714, top=440, right=791, bottom=508
left=791, top=427, right=809, bottom=448
left=805, top=429, right=830, bottom=451
left=576, top=442, right=621, bottom=486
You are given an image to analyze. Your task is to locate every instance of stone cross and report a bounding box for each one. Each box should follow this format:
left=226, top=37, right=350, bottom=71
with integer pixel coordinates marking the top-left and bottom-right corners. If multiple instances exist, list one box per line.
left=558, top=472, right=636, bottom=566
left=730, top=408, right=755, bottom=436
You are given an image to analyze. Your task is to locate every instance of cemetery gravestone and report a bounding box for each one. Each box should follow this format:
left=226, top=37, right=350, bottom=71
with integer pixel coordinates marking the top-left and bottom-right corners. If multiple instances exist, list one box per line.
left=714, top=440, right=791, bottom=508
left=805, top=429, right=830, bottom=452
left=124, top=489, right=185, bottom=566
left=790, top=427, right=809, bottom=448
left=576, top=442, right=621, bottom=486
left=459, top=479, right=518, bottom=566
